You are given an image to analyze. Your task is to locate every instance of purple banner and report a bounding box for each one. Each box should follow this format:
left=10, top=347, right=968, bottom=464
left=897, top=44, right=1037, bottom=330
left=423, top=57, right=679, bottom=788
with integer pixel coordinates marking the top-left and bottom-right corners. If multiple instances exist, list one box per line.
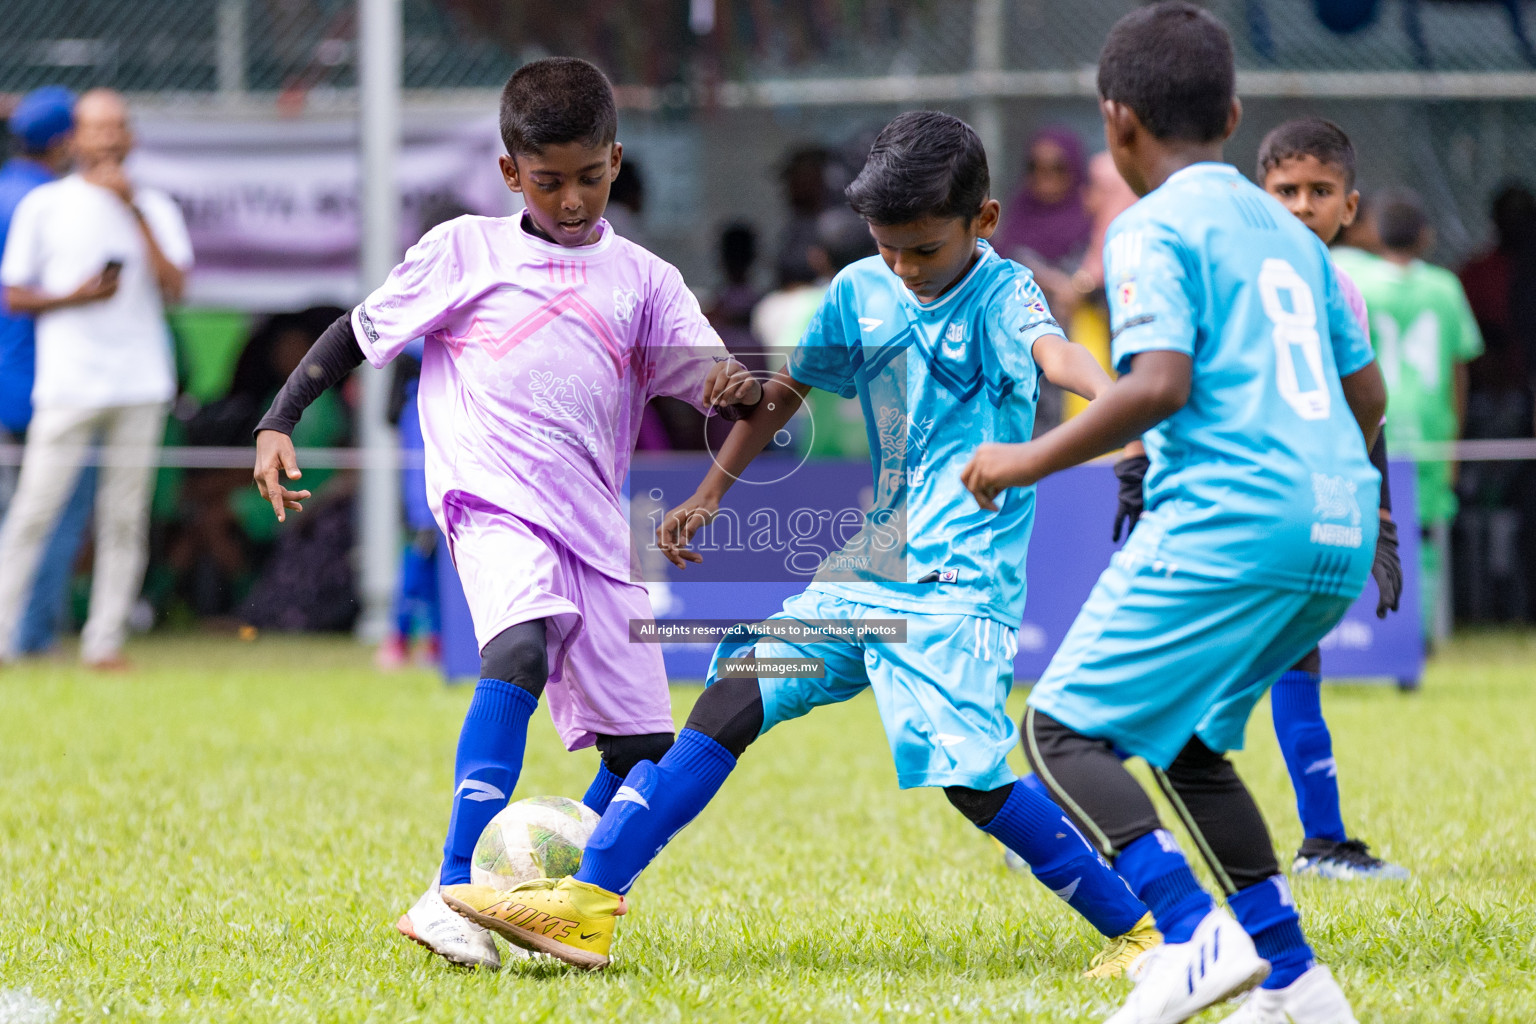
left=440, top=456, right=1423, bottom=686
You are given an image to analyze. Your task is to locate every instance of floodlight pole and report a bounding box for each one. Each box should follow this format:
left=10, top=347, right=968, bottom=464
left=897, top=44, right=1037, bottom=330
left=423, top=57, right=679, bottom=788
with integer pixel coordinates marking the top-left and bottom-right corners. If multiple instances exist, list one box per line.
left=355, top=0, right=402, bottom=642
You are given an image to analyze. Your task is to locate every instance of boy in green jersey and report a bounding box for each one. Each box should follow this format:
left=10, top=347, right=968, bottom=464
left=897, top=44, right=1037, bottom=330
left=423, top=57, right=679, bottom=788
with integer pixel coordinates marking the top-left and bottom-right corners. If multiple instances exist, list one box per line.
left=1333, top=192, right=1483, bottom=637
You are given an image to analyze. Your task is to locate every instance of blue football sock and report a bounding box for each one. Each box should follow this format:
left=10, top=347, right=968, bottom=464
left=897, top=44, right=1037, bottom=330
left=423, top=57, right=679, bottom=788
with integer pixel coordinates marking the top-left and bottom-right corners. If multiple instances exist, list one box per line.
left=574, top=728, right=735, bottom=895
left=1229, top=875, right=1315, bottom=989
left=438, top=680, right=537, bottom=885
left=982, top=775, right=1148, bottom=937
left=1116, top=830, right=1215, bottom=943
left=1271, top=671, right=1348, bottom=843
left=582, top=762, right=625, bottom=816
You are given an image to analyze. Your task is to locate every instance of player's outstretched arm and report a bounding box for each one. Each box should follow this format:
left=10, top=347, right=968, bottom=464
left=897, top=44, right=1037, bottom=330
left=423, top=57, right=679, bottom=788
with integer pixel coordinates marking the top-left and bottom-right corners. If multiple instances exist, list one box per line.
left=1340, top=361, right=1387, bottom=451
left=657, top=369, right=810, bottom=568
left=250, top=311, right=366, bottom=521
left=961, top=350, right=1190, bottom=511
left=1032, top=333, right=1112, bottom=401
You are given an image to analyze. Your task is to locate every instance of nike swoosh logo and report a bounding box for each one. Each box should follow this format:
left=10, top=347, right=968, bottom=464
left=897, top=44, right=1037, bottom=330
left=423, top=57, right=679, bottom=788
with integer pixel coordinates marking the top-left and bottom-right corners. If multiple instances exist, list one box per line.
left=579, top=931, right=602, bottom=941
left=858, top=317, right=883, bottom=332
left=1051, top=877, right=1081, bottom=901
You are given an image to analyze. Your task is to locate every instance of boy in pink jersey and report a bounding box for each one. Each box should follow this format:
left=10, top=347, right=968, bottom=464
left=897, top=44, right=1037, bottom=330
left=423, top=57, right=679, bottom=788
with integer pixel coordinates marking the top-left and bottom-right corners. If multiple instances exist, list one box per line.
left=252, top=58, right=760, bottom=969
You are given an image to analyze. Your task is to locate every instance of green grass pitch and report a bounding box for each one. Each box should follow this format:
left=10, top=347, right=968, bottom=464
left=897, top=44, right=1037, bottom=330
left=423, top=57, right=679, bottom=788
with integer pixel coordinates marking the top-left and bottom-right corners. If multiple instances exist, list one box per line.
left=1, top=632, right=1533, bottom=1022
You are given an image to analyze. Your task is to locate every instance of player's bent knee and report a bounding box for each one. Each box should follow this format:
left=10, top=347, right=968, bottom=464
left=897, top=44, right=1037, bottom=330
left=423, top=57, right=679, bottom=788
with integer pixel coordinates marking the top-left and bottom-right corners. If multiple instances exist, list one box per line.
left=595, top=732, right=674, bottom=777
left=479, top=620, right=548, bottom=697
left=683, top=677, right=764, bottom=759
left=944, top=784, right=1012, bottom=827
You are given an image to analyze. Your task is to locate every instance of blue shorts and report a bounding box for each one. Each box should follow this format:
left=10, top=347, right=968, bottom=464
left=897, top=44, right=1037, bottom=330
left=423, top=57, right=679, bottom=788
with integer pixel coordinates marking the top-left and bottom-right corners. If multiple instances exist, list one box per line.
left=706, top=590, right=1020, bottom=790
left=1026, top=550, right=1355, bottom=769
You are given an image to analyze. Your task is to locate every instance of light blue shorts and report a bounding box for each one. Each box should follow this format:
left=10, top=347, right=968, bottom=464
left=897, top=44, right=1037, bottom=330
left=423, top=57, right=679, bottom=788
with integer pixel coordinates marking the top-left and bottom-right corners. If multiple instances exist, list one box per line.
left=706, top=590, right=1020, bottom=790
left=1027, top=550, right=1356, bottom=769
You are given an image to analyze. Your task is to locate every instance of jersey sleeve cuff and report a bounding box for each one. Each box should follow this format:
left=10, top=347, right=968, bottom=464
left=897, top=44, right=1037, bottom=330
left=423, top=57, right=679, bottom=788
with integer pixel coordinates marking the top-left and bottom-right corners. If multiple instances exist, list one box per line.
left=785, top=356, right=857, bottom=399
left=1336, top=351, right=1376, bottom=378
left=351, top=305, right=390, bottom=369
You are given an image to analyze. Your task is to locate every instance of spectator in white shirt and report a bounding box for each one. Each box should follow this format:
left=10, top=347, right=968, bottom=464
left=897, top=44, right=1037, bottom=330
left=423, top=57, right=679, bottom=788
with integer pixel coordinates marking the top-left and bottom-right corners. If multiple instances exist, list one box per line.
left=0, top=88, right=193, bottom=669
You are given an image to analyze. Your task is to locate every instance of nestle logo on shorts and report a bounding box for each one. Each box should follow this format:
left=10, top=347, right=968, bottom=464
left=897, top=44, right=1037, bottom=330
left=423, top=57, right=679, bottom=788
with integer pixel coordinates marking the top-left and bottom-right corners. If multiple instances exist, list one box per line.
left=717, top=658, right=826, bottom=679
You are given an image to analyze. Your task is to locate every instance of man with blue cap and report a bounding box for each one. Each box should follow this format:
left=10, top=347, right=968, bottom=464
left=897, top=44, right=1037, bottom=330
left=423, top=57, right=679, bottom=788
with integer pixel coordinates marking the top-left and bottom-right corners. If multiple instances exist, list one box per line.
left=0, top=85, right=102, bottom=658
left=0, top=88, right=192, bottom=670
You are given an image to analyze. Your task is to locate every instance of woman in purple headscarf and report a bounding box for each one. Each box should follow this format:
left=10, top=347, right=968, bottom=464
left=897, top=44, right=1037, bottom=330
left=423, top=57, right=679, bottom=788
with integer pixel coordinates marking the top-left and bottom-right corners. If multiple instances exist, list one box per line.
left=993, top=126, right=1093, bottom=305
left=993, top=127, right=1096, bottom=432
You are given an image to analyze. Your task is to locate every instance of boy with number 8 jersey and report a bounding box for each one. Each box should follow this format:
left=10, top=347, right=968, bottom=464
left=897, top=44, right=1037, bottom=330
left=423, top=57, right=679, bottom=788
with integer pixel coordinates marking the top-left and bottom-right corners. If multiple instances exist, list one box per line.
left=1111, top=118, right=1410, bottom=884
left=964, top=5, right=1388, bottom=1021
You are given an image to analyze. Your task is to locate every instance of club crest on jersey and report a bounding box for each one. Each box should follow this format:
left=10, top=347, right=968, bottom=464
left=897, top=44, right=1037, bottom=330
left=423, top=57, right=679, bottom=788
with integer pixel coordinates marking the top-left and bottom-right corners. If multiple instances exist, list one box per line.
left=612, top=288, right=639, bottom=324
left=1116, top=278, right=1138, bottom=310
left=941, top=322, right=968, bottom=360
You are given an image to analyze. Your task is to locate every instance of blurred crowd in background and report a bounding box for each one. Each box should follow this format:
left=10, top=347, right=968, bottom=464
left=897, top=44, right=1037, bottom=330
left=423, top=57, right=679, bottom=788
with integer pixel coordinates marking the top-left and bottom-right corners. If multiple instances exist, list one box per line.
left=2, top=82, right=1535, bottom=668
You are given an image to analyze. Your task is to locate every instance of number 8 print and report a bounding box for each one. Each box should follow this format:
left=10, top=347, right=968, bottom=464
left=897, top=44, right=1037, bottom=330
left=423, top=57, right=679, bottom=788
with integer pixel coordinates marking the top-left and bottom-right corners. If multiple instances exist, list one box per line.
left=1258, top=258, right=1330, bottom=421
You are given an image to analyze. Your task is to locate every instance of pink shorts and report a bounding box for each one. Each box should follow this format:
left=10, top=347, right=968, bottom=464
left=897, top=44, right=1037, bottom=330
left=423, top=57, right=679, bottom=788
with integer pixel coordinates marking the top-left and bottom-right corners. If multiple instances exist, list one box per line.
left=442, top=494, right=673, bottom=751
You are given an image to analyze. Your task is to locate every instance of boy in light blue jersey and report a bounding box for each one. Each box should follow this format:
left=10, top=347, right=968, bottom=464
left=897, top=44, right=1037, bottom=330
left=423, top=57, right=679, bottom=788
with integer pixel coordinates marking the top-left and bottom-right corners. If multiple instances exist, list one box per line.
left=442, top=110, right=1161, bottom=976
left=959, top=5, right=1387, bottom=1023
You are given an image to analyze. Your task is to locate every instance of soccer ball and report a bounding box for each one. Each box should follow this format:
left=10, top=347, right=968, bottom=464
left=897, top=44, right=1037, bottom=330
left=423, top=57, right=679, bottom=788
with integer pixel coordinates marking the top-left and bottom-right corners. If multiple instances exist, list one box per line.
left=471, top=795, right=600, bottom=890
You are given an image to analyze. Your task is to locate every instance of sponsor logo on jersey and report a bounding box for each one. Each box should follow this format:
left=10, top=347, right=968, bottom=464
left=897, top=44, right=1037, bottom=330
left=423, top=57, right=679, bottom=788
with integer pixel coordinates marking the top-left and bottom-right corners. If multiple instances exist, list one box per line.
left=935, top=733, right=966, bottom=747
left=938, top=568, right=959, bottom=583
left=1310, top=473, right=1363, bottom=548
left=612, top=288, right=639, bottom=324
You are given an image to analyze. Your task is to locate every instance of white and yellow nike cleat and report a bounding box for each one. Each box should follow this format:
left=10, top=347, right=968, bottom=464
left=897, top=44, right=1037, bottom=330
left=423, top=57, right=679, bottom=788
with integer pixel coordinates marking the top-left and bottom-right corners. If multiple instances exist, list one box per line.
left=442, top=876, right=626, bottom=970
left=396, top=883, right=501, bottom=969
left=1085, top=912, right=1162, bottom=979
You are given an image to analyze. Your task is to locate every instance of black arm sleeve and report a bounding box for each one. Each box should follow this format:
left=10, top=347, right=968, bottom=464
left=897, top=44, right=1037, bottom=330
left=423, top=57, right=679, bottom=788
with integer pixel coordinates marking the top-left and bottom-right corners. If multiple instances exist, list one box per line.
left=1369, top=431, right=1392, bottom=514
left=253, top=311, right=367, bottom=437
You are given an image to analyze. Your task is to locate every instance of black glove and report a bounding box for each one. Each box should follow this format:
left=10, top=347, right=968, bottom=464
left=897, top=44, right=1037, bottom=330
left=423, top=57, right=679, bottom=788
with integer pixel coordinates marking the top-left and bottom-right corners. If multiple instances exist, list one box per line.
left=1371, top=517, right=1402, bottom=619
left=1112, top=454, right=1150, bottom=542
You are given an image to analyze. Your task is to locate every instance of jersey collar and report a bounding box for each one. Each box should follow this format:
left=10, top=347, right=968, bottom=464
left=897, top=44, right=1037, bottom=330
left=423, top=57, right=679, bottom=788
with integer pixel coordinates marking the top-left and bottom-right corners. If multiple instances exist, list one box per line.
left=903, top=241, right=996, bottom=315
left=515, top=211, right=616, bottom=259
left=1162, top=162, right=1240, bottom=189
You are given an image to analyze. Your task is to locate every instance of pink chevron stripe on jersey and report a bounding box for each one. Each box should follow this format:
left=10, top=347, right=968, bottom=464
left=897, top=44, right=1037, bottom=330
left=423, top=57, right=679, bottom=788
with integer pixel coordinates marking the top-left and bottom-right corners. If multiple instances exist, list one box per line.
left=449, top=287, right=628, bottom=372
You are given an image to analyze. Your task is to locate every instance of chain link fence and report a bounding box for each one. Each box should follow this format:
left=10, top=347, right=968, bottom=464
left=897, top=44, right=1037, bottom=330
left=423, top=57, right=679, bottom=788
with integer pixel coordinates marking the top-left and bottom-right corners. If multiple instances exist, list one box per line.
left=2, top=1, right=1531, bottom=336
left=6, top=0, right=1536, bottom=100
